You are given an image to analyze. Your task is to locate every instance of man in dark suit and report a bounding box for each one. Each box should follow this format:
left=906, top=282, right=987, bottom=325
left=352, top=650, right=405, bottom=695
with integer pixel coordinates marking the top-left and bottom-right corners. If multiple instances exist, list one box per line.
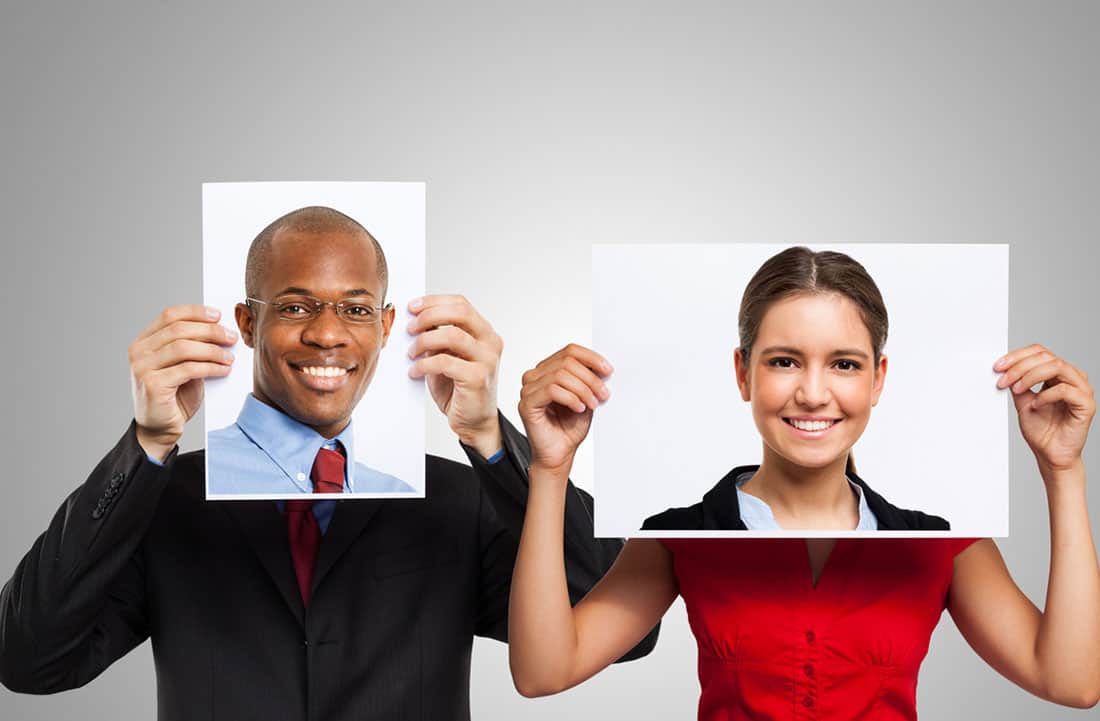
left=0, top=208, right=656, bottom=720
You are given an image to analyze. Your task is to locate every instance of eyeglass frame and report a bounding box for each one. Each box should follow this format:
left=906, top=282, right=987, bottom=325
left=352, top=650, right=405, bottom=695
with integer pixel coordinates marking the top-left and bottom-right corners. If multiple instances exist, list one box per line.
left=245, top=295, right=393, bottom=325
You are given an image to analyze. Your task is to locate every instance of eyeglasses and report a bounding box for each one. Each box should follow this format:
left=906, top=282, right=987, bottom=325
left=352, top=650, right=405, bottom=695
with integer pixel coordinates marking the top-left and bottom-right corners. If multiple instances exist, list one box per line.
left=246, top=296, right=391, bottom=325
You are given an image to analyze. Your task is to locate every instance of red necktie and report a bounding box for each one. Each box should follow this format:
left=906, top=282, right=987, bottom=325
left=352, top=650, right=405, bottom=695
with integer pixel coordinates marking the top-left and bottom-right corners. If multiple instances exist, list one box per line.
left=286, top=446, right=346, bottom=607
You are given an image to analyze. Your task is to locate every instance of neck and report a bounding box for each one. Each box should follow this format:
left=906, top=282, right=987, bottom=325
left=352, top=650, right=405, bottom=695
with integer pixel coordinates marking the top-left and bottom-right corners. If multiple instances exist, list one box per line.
left=740, top=446, right=858, bottom=529
left=251, top=391, right=350, bottom=440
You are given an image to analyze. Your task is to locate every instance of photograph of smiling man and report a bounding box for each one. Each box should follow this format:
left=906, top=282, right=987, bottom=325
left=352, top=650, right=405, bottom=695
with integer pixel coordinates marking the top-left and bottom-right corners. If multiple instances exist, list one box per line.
left=203, top=182, right=425, bottom=499
left=591, top=243, right=1008, bottom=538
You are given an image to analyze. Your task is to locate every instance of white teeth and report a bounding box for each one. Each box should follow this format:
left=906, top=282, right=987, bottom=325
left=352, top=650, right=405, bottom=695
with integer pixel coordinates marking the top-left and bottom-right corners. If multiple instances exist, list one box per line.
left=791, top=419, right=835, bottom=431
left=301, top=366, right=348, bottom=378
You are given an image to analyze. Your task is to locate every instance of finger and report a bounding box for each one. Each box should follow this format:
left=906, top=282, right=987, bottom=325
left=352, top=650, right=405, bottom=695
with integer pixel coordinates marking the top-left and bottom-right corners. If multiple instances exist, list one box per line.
left=407, top=301, right=493, bottom=342
left=409, top=294, right=484, bottom=316
left=1031, top=382, right=1095, bottom=415
left=1009, top=358, right=1087, bottom=396
left=522, top=381, right=588, bottom=415
left=408, top=354, right=490, bottom=387
left=560, top=356, right=611, bottom=403
left=141, top=321, right=239, bottom=357
left=537, top=365, right=603, bottom=410
left=151, top=361, right=233, bottom=391
left=136, top=305, right=222, bottom=341
left=996, top=348, right=1057, bottom=389
left=133, top=339, right=235, bottom=378
left=533, top=343, right=614, bottom=376
left=407, top=325, right=496, bottom=365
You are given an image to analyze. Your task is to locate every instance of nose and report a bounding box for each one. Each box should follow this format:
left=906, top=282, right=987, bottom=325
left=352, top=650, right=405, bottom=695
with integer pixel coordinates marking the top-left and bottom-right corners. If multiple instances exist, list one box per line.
left=794, top=366, right=831, bottom=408
left=300, top=304, right=353, bottom=348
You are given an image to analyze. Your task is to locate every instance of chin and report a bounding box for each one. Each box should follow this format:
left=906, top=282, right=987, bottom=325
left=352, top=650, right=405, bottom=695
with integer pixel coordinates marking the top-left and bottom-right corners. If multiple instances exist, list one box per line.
left=767, top=442, right=850, bottom=471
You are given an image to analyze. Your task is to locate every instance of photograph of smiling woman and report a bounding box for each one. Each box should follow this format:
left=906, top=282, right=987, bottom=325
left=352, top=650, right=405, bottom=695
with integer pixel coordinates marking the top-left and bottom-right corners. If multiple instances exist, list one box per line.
left=643, top=247, right=947, bottom=531
left=202, top=182, right=426, bottom=500
left=589, top=242, right=1008, bottom=537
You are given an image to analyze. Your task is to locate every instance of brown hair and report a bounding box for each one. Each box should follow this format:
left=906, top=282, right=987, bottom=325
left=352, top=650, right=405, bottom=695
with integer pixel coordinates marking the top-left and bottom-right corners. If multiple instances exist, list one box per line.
left=738, top=246, right=888, bottom=366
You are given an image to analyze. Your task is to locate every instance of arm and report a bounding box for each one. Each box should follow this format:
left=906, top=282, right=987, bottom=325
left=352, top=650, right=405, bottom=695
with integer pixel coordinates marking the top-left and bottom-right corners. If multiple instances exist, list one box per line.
left=0, top=426, right=165, bottom=692
left=0, top=304, right=235, bottom=693
left=407, top=299, right=659, bottom=658
left=948, top=345, right=1099, bottom=708
left=464, top=414, right=661, bottom=659
left=508, top=345, right=677, bottom=697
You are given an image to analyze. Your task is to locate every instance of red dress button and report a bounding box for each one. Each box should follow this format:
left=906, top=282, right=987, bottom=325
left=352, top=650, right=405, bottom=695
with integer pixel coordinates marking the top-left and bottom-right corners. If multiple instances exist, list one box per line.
left=803, top=696, right=815, bottom=708
left=804, top=663, right=814, bottom=677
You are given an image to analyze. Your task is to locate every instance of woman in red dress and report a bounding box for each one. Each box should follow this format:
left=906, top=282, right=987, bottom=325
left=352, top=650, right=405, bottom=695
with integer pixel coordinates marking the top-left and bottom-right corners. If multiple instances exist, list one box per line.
left=507, top=247, right=1100, bottom=719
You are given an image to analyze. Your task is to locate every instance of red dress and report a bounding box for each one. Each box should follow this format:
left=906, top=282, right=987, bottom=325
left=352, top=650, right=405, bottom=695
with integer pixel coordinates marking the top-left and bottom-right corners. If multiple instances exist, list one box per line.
left=660, top=538, right=979, bottom=721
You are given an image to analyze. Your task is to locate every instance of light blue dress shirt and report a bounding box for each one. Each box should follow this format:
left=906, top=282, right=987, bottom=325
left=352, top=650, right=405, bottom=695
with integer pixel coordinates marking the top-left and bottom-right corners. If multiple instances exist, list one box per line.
left=735, top=470, right=879, bottom=530
left=207, top=394, right=414, bottom=496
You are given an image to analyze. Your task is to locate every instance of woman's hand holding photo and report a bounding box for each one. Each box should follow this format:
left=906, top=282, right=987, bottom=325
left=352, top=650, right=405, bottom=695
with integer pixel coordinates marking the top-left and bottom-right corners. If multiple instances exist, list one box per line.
left=518, top=343, right=613, bottom=478
left=996, top=343, right=1095, bottom=477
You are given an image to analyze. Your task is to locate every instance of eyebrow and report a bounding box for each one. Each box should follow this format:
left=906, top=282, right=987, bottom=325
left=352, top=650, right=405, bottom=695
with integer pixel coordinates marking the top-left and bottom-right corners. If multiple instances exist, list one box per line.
left=274, top=286, right=377, bottom=298
left=759, top=346, right=871, bottom=360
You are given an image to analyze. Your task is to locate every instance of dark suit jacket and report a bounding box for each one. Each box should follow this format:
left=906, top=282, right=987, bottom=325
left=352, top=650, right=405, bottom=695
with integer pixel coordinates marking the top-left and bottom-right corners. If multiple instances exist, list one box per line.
left=0, top=416, right=656, bottom=720
left=642, top=465, right=950, bottom=531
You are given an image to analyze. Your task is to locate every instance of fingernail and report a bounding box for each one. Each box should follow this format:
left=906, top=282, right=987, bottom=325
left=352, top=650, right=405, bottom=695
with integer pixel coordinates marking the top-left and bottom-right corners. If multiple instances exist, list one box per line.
left=993, top=356, right=1007, bottom=370
left=408, top=297, right=423, bottom=311
left=406, top=320, right=417, bottom=334
left=224, top=351, right=235, bottom=362
left=226, top=329, right=238, bottom=342
left=206, top=306, right=221, bottom=320
left=995, top=374, right=1006, bottom=389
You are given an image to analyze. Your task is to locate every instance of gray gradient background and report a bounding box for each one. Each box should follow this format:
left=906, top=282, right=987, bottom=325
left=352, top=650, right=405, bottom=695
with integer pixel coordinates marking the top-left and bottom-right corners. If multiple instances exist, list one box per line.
left=1, top=2, right=1098, bottom=719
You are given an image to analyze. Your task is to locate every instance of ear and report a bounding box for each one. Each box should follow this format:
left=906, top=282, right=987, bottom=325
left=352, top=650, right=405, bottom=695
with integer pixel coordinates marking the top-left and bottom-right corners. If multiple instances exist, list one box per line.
left=379, top=303, right=396, bottom=347
left=734, top=348, right=751, bottom=402
left=871, top=354, right=888, bottom=406
left=235, top=302, right=256, bottom=348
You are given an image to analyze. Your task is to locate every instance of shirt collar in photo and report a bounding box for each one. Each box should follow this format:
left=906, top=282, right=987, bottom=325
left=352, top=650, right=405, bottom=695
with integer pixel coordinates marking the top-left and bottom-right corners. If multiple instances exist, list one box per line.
left=233, top=393, right=358, bottom=493
left=734, top=470, right=879, bottom=531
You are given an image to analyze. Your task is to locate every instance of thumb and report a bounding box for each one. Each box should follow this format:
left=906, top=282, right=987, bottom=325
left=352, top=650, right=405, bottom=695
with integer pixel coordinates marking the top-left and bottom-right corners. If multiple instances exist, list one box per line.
left=1011, top=387, right=1037, bottom=415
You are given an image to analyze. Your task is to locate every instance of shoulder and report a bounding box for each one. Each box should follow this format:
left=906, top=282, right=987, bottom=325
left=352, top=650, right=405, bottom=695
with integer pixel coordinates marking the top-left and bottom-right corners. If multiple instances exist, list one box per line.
left=889, top=507, right=951, bottom=531
left=421, top=454, right=483, bottom=506
left=852, top=474, right=951, bottom=531
left=642, top=503, right=706, bottom=530
left=207, top=423, right=245, bottom=447
left=351, top=461, right=415, bottom=493
left=642, top=465, right=756, bottom=531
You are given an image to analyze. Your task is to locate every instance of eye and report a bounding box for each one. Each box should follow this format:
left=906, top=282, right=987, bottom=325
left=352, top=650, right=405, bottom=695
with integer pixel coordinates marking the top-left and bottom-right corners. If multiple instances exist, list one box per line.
left=342, top=304, right=376, bottom=319
left=767, top=357, right=798, bottom=369
left=834, top=359, right=862, bottom=372
left=280, top=303, right=310, bottom=316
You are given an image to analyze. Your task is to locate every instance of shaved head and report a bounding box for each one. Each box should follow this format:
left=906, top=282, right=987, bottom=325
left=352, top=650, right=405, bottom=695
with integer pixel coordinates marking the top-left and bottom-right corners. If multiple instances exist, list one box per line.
left=245, top=206, right=388, bottom=300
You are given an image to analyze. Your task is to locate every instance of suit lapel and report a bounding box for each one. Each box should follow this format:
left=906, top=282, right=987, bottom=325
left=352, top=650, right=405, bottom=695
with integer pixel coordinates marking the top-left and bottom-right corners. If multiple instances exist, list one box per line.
left=221, top=501, right=306, bottom=624
left=312, top=499, right=383, bottom=594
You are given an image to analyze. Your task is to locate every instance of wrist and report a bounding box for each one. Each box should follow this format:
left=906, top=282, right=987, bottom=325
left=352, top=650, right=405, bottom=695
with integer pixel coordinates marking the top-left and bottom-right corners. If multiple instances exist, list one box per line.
left=1038, top=458, right=1086, bottom=488
left=528, top=455, right=575, bottom=481
left=458, top=417, right=503, bottom=460
left=136, top=425, right=177, bottom=463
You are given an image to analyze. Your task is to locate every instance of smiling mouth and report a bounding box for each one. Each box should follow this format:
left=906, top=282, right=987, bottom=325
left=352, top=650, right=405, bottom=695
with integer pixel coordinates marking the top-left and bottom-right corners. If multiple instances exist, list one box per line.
left=289, top=363, right=357, bottom=390
left=784, top=418, right=841, bottom=432
left=297, top=365, right=351, bottom=378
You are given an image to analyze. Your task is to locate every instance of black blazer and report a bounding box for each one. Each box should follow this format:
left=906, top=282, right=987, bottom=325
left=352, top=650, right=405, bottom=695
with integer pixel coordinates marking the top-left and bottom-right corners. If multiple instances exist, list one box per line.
left=0, top=416, right=656, bottom=720
left=642, top=465, right=950, bottom=531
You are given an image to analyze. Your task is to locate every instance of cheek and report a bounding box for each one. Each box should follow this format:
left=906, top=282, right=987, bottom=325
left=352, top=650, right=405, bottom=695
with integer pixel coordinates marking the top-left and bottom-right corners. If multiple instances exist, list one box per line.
left=750, top=374, right=792, bottom=413
left=834, top=377, right=875, bottom=415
